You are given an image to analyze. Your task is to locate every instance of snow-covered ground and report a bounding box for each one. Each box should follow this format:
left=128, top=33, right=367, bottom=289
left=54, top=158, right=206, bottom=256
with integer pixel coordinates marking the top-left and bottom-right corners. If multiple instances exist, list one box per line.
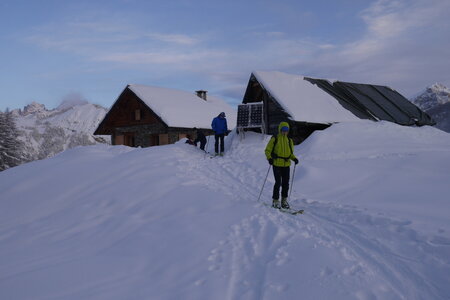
left=1, top=121, right=450, bottom=300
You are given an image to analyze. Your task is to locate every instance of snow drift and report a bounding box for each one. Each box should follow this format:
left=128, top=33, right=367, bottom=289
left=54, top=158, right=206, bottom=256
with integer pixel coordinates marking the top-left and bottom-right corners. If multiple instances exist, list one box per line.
left=1, top=121, right=449, bottom=299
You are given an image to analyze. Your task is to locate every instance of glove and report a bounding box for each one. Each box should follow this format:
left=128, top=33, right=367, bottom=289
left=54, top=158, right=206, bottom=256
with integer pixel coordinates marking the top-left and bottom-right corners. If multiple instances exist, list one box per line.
left=268, top=158, right=273, bottom=165
left=293, top=158, right=299, bottom=165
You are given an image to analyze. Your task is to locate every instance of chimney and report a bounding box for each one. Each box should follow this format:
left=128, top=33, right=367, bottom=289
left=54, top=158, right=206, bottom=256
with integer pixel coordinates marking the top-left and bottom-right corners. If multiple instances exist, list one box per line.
left=196, top=90, right=207, bottom=101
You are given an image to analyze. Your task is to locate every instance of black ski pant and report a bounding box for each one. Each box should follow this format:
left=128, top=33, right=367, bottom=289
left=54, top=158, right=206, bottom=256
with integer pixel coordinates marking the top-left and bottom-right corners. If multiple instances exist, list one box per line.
left=214, top=134, right=225, bottom=153
left=195, top=139, right=206, bottom=150
left=199, top=140, right=206, bottom=151
left=272, top=166, right=290, bottom=200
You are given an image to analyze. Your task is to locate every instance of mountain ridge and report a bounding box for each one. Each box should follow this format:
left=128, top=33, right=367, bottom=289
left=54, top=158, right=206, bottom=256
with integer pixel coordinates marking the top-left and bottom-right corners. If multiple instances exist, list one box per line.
left=11, top=100, right=108, bottom=161
left=410, top=82, right=450, bottom=132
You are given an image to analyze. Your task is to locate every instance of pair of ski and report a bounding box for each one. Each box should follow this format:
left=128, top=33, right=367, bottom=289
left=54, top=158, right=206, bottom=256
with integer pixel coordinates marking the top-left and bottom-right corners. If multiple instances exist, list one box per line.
left=276, top=206, right=305, bottom=215
left=201, top=151, right=223, bottom=159
left=263, top=202, right=304, bottom=215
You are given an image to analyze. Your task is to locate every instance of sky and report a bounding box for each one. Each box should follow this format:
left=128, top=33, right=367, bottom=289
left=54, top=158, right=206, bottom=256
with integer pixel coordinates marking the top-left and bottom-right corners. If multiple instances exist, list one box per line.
left=1, top=0, right=449, bottom=111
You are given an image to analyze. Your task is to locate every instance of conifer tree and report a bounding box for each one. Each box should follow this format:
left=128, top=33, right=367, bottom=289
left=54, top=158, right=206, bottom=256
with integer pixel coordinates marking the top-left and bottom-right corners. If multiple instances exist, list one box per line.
left=0, top=110, right=26, bottom=171
left=0, top=111, right=8, bottom=170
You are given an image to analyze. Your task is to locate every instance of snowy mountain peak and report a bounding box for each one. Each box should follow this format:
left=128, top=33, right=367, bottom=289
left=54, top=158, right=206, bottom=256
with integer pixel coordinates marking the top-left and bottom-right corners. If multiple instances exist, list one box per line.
left=429, top=82, right=450, bottom=93
left=409, top=83, right=450, bottom=133
left=411, top=82, right=450, bottom=111
left=23, top=101, right=47, bottom=115
left=13, top=100, right=108, bottom=162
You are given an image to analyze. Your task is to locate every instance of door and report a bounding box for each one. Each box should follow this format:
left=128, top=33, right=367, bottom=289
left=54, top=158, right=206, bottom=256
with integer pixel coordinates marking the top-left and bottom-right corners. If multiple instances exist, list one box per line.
left=124, top=132, right=135, bottom=147
left=159, top=134, right=169, bottom=145
left=115, top=135, right=124, bottom=145
left=149, top=134, right=159, bottom=146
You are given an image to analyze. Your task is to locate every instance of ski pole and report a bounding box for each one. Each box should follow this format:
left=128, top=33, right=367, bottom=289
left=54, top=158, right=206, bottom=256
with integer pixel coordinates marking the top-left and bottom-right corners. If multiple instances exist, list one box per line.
left=289, top=163, right=297, bottom=199
left=257, top=165, right=271, bottom=202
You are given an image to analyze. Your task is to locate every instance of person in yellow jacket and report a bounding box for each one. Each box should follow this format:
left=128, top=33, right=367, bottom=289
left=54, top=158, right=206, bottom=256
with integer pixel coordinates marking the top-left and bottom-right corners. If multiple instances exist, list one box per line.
left=264, top=121, right=299, bottom=209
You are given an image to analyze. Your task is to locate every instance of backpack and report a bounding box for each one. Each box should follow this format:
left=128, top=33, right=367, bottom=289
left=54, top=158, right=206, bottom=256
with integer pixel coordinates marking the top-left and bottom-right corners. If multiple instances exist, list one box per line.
left=271, top=135, right=294, bottom=161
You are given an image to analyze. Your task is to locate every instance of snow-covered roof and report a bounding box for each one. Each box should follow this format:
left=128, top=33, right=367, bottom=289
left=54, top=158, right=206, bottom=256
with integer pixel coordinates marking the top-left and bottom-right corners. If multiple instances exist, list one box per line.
left=128, top=84, right=236, bottom=129
left=253, top=71, right=360, bottom=123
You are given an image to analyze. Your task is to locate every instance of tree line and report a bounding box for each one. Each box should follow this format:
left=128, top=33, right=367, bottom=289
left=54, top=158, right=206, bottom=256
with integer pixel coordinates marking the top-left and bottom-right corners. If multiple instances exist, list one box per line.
left=0, top=110, right=27, bottom=171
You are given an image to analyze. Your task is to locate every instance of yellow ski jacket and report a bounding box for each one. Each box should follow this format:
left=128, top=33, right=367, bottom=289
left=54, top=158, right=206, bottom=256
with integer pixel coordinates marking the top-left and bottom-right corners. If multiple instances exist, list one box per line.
left=264, top=122, right=297, bottom=167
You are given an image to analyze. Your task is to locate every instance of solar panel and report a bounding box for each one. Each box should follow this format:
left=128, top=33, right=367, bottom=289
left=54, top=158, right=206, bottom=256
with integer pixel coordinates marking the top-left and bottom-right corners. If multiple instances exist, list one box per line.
left=237, top=102, right=264, bottom=129
left=250, top=104, right=263, bottom=126
left=237, top=104, right=250, bottom=127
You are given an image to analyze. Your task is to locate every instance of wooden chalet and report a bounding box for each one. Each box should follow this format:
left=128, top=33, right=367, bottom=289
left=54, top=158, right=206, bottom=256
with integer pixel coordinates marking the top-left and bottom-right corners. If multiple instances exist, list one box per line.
left=94, top=84, right=236, bottom=147
left=243, top=71, right=435, bottom=144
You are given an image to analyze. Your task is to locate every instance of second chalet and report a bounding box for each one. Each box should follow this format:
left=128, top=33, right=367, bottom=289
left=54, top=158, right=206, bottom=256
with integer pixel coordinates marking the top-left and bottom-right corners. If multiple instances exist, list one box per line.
left=242, top=71, right=435, bottom=143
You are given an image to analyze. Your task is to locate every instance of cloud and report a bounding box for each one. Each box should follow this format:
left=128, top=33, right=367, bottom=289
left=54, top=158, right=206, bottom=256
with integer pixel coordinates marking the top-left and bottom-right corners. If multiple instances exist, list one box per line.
left=96, top=50, right=227, bottom=66
left=146, top=33, right=199, bottom=45
left=349, top=0, right=445, bottom=56
left=207, top=0, right=450, bottom=97
left=57, top=92, right=88, bottom=110
left=97, top=52, right=192, bottom=64
left=295, top=0, right=450, bottom=95
left=24, top=20, right=202, bottom=59
left=24, top=20, right=139, bottom=57
left=21, top=1, right=450, bottom=100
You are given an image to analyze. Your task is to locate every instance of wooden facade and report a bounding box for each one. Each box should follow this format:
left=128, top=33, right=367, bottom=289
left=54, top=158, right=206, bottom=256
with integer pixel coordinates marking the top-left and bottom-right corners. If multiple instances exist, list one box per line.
left=242, top=74, right=329, bottom=144
left=94, top=86, right=213, bottom=147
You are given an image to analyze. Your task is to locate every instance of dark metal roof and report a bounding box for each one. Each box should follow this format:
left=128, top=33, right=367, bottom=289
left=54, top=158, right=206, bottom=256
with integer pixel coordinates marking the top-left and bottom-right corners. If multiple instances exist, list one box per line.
left=304, top=77, right=435, bottom=126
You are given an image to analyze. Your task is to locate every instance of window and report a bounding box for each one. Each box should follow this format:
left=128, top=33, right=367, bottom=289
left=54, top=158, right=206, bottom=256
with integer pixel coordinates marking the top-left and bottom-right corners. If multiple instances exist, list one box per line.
left=135, top=109, right=141, bottom=121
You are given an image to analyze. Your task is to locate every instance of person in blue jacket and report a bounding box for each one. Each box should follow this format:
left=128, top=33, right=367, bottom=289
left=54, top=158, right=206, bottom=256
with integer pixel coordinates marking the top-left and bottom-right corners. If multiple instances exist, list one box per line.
left=211, top=112, right=228, bottom=156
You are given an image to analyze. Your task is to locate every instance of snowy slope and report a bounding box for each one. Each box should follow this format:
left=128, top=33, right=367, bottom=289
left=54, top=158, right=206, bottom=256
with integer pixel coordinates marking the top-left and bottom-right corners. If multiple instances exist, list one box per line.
left=12, top=101, right=108, bottom=161
left=1, top=121, right=450, bottom=299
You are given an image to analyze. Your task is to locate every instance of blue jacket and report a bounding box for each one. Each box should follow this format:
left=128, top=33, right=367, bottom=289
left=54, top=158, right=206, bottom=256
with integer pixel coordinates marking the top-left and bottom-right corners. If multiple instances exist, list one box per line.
left=211, top=116, right=228, bottom=134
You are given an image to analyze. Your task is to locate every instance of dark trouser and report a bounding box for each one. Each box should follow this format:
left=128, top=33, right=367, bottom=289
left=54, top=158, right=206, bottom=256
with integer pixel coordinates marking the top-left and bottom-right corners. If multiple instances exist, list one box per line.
left=272, top=166, right=290, bottom=200
left=195, top=139, right=206, bottom=150
left=215, top=134, right=225, bottom=153
left=199, top=140, right=206, bottom=151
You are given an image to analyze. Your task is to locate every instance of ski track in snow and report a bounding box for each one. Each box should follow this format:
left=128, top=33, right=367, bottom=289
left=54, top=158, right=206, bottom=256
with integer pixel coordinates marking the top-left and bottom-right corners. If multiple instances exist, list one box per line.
left=174, top=137, right=450, bottom=300
left=305, top=201, right=449, bottom=299
left=1, top=126, right=449, bottom=299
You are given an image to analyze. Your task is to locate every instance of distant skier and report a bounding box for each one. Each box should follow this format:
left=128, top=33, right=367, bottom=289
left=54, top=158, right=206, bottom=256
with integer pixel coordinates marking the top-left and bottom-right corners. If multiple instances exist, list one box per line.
left=211, top=112, right=228, bottom=156
left=193, top=127, right=207, bottom=151
left=264, top=121, right=298, bottom=209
